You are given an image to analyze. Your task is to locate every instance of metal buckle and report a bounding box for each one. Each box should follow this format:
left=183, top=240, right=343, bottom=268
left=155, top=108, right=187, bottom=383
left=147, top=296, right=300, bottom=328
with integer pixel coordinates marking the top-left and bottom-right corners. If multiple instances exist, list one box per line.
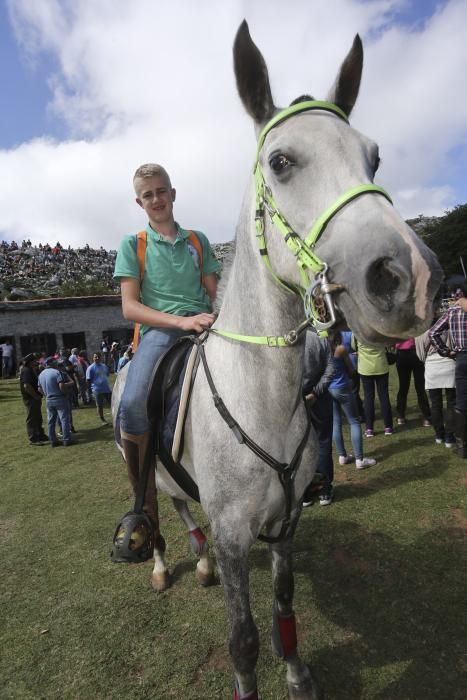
left=304, top=266, right=343, bottom=331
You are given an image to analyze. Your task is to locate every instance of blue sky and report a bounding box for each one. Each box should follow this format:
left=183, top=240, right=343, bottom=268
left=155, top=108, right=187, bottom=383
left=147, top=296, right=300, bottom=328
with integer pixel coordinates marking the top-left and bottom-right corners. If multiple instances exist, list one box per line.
left=0, top=0, right=466, bottom=247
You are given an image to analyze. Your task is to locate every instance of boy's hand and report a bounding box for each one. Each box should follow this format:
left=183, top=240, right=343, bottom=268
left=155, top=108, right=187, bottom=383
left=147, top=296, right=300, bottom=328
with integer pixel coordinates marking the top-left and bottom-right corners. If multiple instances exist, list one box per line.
left=178, top=313, right=217, bottom=333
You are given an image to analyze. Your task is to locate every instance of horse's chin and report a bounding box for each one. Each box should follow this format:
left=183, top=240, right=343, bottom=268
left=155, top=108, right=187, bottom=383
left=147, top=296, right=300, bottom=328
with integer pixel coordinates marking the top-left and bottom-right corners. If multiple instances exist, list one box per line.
left=337, top=298, right=429, bottom=347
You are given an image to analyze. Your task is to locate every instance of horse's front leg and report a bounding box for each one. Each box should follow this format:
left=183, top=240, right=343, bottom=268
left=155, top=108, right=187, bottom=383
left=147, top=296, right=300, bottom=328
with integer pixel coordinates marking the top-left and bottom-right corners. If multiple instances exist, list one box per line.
left=270, top=515, right=320, bottom=700
left=171, top=497, right=216, bottom=586
left=214, top=528, right=259, bottom=700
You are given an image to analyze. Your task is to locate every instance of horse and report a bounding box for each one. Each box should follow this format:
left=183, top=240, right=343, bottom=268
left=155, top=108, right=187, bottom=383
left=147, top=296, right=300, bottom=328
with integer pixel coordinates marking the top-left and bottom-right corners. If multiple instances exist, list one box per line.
left=112, top=20, right=442, bottom=700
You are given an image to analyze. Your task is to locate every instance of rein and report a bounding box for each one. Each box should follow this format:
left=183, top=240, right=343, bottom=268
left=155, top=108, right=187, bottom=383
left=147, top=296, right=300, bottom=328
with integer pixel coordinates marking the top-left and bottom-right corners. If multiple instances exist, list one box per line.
left=197, top=339, right=310, bottom=544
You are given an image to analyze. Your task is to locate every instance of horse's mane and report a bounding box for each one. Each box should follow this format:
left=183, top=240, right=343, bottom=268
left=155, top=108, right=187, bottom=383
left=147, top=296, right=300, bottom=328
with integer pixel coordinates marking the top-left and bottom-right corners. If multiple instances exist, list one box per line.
left=214, top=241, right=236, bottom=313
left=290, top=94, right=314, bottom=105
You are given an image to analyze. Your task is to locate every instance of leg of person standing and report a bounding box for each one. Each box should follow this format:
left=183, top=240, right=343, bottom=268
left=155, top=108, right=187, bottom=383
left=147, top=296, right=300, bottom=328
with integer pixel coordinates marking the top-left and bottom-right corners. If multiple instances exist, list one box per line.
left=361, top=375, right=376, bottom=436
left=412, top=352, right=431, bottom=425
left=428, top=388, right=445, bottom=443
left=444, top=388, right=456, bottom=447
left=454, top=352, right=467, bottom=458
left=308, top=391, right=334, bottom=505
left=330, top=393, right=348, bottom=462
left=332, top=386, right=377, bottom=469
left=395, top=350, right=412, bottom=423
left=375, top=373, right=393, bottom=434
left=56, top=399, right=72, bottom=445
left=46, top=402, right=59, bottom=446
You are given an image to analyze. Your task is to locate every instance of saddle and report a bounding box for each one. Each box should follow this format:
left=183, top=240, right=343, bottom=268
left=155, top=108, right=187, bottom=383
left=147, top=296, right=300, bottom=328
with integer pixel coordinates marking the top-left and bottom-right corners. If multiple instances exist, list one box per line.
left=146, top=336, right=201, bottom=502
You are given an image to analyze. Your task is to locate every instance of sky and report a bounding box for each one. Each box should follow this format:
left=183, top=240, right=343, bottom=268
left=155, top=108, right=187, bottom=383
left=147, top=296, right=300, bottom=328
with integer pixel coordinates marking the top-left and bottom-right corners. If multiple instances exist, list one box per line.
left=0, top=0, right=466, bottom=249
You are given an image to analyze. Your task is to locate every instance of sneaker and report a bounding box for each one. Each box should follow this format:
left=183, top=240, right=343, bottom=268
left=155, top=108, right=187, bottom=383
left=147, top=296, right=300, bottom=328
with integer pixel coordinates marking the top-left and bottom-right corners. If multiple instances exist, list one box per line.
left=423, top=419, right=432, bottom=428
left=445, top=434, right=456, bottom=448
left=319, top=488, right=334, bottom=506
left=384, top=427, right=394, bottom=436
left=365, top=429, right=374, bottom=438
left=397, top=417, right=406, bottom=426
left=356, top=457, right=376, bottom=470
left=338, top=455, right=354, bottom=465
left=435, top=437, right=444, bottom=445
left=63, top=440, right=73, bottom=447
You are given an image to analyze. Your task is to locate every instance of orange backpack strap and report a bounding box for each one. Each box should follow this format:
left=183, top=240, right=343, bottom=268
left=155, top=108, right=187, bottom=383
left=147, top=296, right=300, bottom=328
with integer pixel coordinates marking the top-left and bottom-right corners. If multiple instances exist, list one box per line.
left=132, top=231, right=147, bottom=352
left=187, top=230, right=204, bottom=284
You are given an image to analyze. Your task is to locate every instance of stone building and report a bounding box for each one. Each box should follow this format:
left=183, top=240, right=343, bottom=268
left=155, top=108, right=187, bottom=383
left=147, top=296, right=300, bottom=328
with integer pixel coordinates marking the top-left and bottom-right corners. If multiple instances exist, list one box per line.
left=0, top=295, right=133, bottom=365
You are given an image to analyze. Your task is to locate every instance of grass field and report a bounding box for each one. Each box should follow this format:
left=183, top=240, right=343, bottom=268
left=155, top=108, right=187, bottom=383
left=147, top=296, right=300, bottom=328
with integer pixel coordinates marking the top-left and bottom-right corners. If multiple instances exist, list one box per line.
left=1, top=373, right=465, bottom=700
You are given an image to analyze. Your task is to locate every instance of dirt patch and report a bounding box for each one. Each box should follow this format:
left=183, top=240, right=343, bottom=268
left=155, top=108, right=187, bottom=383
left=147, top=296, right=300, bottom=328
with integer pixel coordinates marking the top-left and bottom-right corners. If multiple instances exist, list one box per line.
left=191, top=642, right=231, bottom=686
left=332, top=545, right=371, bottom=575
left=446, top=508, right=467, bottom=541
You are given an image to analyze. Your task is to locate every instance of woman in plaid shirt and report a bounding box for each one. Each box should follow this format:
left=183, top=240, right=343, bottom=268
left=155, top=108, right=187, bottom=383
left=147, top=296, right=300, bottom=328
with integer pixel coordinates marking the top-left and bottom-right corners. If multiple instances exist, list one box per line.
left=430, top=282, right=467, bottom=457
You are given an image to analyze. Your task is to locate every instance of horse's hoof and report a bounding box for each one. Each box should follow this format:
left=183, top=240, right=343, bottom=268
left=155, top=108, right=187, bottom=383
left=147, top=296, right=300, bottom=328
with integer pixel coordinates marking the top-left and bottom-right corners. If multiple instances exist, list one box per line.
left=288, top=674, right=321, bottom=700
left=151, top=570, right=171, bottom=592
left=195, top=567, right=216, bottom=587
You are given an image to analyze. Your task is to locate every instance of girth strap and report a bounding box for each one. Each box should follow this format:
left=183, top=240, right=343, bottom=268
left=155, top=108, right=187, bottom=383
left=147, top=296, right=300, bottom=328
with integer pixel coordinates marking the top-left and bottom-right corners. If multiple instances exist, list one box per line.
left=198, top=343, right=311, bottom=543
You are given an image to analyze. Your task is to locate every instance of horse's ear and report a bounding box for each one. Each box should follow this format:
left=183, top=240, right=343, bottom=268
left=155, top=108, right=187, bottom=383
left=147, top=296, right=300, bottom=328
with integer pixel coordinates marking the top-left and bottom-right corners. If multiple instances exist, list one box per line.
left=327, top=34, right=363, bottom=117
left=233, top=20, right=275, bottom=123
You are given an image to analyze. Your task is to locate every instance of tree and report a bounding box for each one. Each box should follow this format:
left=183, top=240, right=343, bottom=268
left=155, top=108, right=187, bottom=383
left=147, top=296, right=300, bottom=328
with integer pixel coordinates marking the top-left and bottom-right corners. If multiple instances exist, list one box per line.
left=417, top=204, right=467, bottom=278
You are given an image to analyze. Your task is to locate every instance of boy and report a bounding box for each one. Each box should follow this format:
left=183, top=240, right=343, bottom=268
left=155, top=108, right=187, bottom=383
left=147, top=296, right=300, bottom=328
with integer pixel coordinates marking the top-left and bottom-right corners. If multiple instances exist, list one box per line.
left=113, top=163, right=220, bottom=525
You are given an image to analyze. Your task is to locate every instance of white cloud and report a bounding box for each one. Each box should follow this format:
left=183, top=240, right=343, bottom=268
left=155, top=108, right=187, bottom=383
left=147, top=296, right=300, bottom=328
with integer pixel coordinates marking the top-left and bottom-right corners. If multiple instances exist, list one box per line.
left=1, top=0, right=466, bottom=247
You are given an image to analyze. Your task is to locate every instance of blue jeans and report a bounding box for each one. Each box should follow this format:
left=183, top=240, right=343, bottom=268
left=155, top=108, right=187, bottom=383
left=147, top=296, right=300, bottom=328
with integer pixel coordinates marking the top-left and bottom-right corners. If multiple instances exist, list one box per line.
left=119, top=327, right=186, bottom=435
left=307, top=391, right=334, bottom=491
left=46, top=397, right=71, bottom=443
left=329, top=385, right=364, bottom=459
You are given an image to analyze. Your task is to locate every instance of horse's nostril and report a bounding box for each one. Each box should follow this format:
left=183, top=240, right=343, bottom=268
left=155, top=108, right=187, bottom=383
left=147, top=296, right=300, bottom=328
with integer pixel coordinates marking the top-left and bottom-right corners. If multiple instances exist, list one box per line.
left=366, top=257, right=402, bottom=311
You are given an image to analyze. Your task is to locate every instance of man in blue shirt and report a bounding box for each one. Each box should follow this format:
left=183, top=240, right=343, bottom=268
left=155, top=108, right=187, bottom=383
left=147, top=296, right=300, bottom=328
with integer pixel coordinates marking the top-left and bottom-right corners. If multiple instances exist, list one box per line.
left=38, top=357, right=73, bottom=446
left=86, top=352, right=112, bottom=423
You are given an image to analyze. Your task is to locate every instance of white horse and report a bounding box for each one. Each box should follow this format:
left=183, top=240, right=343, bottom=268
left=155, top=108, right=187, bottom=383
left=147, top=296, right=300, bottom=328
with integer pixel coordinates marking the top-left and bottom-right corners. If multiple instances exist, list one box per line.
left=113, top=21, right=442, bottom=699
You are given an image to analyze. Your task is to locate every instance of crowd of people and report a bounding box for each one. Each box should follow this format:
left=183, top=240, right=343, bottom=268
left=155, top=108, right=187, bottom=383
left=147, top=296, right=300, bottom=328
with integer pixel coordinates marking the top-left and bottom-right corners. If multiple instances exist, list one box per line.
left=0, top=239, right=118, bottom=293
left=301, top=284, right=467, bottom=507
left=18, top=340, right=133, bottom=447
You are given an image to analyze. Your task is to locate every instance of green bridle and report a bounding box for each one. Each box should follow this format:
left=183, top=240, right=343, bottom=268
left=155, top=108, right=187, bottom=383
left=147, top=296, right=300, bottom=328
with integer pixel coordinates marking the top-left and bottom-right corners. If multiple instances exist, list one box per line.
left=213, top=99, right=393, bottom=346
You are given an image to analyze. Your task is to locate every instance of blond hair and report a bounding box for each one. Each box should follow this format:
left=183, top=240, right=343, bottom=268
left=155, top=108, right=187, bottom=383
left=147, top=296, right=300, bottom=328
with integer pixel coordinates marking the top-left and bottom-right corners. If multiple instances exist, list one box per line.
left=133, top=163, right=172, bottom=190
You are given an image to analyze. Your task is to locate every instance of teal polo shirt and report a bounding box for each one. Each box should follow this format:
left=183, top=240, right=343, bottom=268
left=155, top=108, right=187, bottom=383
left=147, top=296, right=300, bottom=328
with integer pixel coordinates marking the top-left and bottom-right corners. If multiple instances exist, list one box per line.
left=113, top=224, right=221, bottom=335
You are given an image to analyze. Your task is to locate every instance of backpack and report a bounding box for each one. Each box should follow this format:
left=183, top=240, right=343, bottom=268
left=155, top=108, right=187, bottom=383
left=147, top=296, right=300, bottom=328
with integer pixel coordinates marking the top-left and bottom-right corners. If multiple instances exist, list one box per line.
left=132, top=230, right=204, bottom=351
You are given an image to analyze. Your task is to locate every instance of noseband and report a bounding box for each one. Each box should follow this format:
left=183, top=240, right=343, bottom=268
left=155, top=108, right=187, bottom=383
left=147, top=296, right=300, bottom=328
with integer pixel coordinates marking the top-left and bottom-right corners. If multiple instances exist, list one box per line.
left=253, top=100, right=392, bottom=332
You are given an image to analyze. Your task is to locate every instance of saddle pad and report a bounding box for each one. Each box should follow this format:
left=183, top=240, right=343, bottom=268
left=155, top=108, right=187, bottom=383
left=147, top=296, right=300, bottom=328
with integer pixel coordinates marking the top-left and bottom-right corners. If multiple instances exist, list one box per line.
left=172, top=344, right=199, bottom=462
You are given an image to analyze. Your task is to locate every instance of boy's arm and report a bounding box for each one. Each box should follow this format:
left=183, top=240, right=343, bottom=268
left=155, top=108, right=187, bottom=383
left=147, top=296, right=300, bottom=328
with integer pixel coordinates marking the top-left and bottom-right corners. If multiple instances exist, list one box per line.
left=203, top=273, right=218, bottom=304
left=120, top=278, right=216, bottom=333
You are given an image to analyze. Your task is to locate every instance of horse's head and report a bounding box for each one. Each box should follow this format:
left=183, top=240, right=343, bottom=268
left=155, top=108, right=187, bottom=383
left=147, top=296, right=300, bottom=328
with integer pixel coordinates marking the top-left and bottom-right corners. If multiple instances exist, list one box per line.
left=233, top=21, right=443, bottom=344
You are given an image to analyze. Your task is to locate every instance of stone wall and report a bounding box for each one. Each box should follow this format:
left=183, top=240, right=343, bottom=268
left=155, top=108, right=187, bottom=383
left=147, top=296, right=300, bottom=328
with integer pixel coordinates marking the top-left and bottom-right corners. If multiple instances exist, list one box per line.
left=0, top=295, right=132, bottom=361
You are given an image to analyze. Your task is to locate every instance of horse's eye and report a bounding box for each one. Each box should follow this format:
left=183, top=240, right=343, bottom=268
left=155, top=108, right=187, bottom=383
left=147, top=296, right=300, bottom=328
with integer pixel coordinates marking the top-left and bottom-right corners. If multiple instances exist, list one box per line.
left=269, top=154, right=290, bottom=173
left=374, top=155, right=381, bottom=174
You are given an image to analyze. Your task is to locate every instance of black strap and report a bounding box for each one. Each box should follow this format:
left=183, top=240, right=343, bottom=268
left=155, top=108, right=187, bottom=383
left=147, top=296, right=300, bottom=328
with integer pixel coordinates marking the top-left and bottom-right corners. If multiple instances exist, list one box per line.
left=134, top=421, right=156, bottom=514
left=198, top=343, right=311, bottom=543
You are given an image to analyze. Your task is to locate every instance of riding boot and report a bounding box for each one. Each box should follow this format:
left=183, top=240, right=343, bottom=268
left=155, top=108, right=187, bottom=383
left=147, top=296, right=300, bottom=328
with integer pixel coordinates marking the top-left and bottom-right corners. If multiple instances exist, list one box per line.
left=120, top=430, right=159, bottom=524
left=455, top=410, right=467, bottom=459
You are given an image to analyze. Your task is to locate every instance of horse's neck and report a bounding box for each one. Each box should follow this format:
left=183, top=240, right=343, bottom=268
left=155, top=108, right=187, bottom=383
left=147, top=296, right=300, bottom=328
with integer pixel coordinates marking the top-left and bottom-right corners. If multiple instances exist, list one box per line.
left=214, top=210, right=305, bottom=415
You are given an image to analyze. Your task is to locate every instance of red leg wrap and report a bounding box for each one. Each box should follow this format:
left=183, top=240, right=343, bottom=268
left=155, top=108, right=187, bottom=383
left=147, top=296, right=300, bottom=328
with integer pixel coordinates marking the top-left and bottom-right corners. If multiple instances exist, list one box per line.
left=189, top=527, right=207, bottom=546
left=188, top=527, right=207, bottom=556
left=278, top=612, right=297, bottom=659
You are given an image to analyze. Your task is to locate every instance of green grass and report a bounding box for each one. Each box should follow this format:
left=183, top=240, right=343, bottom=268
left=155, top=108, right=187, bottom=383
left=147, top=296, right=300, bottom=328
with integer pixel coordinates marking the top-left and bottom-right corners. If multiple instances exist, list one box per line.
left=0, top=372, right=465, bottom=699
